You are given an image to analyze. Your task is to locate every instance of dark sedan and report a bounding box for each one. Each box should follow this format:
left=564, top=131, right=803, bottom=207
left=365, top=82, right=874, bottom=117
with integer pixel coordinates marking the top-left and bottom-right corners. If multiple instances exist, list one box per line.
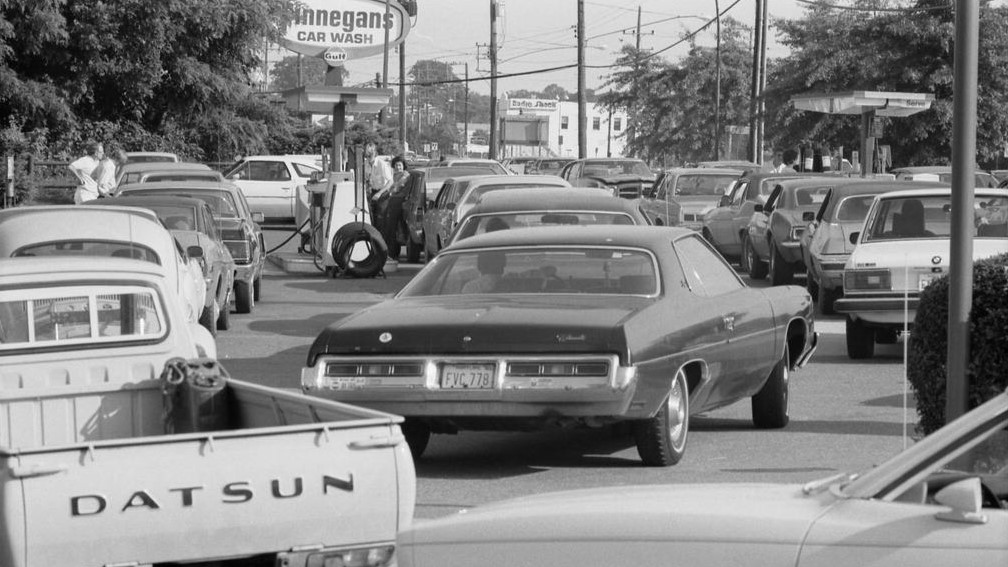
left=559, top=157, right=657, bottom=199
left=301, top=226, right=817, bottom=467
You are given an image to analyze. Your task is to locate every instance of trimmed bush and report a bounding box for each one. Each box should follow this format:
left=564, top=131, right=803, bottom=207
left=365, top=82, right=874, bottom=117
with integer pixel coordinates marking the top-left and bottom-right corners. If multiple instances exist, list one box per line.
left=908, top=252, right=1008, bottom=435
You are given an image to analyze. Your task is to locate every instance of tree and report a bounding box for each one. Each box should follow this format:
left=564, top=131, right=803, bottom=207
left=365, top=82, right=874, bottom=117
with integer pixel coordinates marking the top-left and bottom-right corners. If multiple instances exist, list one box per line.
left=271, top=55, right=328, bottom=90
left=766, top=0, right=1008, bottom=168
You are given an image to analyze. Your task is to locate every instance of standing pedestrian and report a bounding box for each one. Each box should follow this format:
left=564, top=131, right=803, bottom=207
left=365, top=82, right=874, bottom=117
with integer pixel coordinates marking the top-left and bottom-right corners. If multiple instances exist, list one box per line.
left=383, top=155, right=410, bottom=261
left=366, top=142, right=393, bottom=231
left=771, top=150, right=786, bottom=173
left=92, top=144, right=129, bottom=198
left=782, top=149, right=800, bottom=173
left=68, top=140, right=104, bottom=204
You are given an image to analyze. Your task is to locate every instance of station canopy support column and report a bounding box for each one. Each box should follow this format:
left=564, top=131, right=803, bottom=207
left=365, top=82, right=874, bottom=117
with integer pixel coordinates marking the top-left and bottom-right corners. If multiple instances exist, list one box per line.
left=790, top=91, right=934, bottom=177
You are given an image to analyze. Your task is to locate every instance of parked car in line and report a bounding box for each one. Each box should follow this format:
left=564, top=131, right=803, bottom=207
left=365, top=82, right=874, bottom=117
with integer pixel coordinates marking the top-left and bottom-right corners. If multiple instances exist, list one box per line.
left=119, top=168, right=229, bottom=186
left=116, top=161, right=213, bottom=188
left=433, top=157, right=511, bottom=175
left=834, top=187, right=1008, bottom=359
left=396, top=386, right=1008, bottom=567
left=702, top=172, right=807, bottom=263
left=109, top=195, right=236, bottom=336
left=639, top=167, right=741, bottom=228
left=124, top=151, right=179, bottom=163
left=696, top=160, right=767, bottom=175
left=528, top=157, right=574, bottom=176
left=116, top=181, right=267, bottom=313
left=301, top=225, right=818, bottom=466
left=416, top=165, right=508, bottom=202
left=446, top=186, right=651, bottom=246
left=0, top=205, right=206, bottom=325
left=224, top=155, right=323, bottom=222
left=559, top=157, right=657, bottom=199
left=745, top=178, right=834, bottom=285
left=800, top=180, right=947, bottom=314
left=421, top=174, right=572, bottom=260
left=890, top=166, right=999, bottom=188
left=502, top=156, right=539, bottom=174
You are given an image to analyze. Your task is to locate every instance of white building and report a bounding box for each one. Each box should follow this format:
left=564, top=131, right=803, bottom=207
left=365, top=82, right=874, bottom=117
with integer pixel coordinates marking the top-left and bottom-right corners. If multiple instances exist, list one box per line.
left=501, top=97, right=628, bottom=159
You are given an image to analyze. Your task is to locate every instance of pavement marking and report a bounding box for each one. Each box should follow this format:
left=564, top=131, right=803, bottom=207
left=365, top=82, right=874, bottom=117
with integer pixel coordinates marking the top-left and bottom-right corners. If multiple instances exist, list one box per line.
left=816, top=320, right=846, bottom=335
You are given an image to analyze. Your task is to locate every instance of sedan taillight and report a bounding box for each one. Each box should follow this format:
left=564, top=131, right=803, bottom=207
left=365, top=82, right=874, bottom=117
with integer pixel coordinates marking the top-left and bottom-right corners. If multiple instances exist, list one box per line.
left=845, top=269, right=891, bottom=291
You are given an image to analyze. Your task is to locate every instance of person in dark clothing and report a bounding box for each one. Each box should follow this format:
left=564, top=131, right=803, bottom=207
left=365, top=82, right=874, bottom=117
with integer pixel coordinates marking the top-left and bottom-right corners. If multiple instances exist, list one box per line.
left=782, top=148, right=800, bottom=172
left=384, top=155, right=410, bottom=261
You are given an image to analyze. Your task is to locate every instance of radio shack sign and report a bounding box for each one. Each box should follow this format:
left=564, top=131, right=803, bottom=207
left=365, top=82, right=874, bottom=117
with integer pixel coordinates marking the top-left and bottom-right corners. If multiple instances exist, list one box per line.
left=282, top=0, right=412, bottom=60
left=509, top=98, right=558, bottom=112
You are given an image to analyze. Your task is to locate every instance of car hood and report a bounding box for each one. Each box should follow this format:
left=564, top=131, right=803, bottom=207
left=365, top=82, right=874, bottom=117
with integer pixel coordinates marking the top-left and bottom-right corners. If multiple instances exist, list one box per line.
left=308, top=295, right=650, bottom=361
left=400, top=483, right=829, bottom=547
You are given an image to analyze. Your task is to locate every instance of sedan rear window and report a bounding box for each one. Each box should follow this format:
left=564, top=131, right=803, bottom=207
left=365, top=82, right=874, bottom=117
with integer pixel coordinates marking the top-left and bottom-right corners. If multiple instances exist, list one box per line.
left=453, top=212, right=636, bottom=243
left=400, top=246, right=658, bottom=296
left=14, top=241, right=160, bottom=264
left=864, top=195, right=1008, bottom=241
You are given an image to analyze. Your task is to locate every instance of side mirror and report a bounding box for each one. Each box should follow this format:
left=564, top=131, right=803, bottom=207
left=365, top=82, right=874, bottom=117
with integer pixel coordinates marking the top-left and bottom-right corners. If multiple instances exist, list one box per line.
left=849, top=232, right=860, bottom=244
left=803, top=211, right=815, bottom=222
left=934, top=478, right=987, bottom=524
left=754, top=204, right=764, bottom=213
left=309, top=170, right=326, bottom=184
left=251, top=212, right=265, bottom=223
left=446, top=202, right=457, bottom=210
left=718, top=195, right=730, bottom=207
left=426, top=199, right=435, bottom=210
left=187, top=245, right=204, bottom=259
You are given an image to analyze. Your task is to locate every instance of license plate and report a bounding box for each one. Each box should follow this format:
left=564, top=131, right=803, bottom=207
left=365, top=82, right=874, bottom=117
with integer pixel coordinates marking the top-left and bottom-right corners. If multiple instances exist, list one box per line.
left=918, top=274, right=935, bottom=291
left=324, top=377, right=366, bottom=391
left=440, top=364, right=496, bottom=389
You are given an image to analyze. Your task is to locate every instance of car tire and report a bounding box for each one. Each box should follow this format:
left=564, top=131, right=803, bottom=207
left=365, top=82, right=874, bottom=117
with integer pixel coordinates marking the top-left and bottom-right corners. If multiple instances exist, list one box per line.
left=198, top=303, right=217, bottom=338
left=746, top=236, right=768, bottom=280
left=634, top=368, right=689, bottom=467
left=752, top=343, right=790, bottom=429
left=253, top=275, right=262, bottom=301
left=846, top=317, right=876, bottom=359
left=739, top=236, right=752, bottom=273
left=875, top=328, right=899, bottom=344
left=817, top=286, right=840, bottom=316
left=402, top=419, right=431, bottom=459
left=234, top=280, right=254, bottom=314
left=406, top=237, right=422, bottom=263
left=216, top=298, right=230, bottom=331
left=769, top=243, right=794, bottom=285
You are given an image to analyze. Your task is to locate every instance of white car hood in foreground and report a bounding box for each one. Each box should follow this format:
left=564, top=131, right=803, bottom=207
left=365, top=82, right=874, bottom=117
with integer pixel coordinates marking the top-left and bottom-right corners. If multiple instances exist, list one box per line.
left=399, top=484, right=833, bottom=567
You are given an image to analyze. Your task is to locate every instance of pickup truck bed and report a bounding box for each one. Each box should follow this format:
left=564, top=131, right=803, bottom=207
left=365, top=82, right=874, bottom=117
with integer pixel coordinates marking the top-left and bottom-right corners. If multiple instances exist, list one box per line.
left=0, top=365, right=414, bottom=567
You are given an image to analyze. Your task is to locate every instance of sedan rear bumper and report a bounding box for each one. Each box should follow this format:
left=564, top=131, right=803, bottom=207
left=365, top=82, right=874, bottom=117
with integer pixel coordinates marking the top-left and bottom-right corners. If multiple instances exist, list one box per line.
left=834, top=294, right=919, bottom=326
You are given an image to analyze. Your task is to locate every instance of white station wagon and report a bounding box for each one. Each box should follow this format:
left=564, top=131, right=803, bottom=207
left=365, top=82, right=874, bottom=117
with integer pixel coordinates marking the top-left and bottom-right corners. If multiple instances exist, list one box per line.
left=834, top=187, right=1008, bottom=359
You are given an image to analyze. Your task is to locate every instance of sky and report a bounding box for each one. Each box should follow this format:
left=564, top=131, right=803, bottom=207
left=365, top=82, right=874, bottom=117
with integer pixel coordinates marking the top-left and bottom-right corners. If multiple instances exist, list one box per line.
left=272, top=0, right=810, bottom=96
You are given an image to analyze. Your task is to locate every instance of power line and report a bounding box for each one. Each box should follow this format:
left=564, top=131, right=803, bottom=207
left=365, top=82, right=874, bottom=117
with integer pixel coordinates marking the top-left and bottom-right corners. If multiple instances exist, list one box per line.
left=793, top=0, right=951, bottom=12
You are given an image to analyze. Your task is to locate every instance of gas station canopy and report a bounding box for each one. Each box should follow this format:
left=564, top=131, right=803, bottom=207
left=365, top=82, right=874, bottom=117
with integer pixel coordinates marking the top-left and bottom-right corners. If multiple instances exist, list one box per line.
left=282, top=86, right=394, bottom=115
left=790, top=90, right=935, bottom=117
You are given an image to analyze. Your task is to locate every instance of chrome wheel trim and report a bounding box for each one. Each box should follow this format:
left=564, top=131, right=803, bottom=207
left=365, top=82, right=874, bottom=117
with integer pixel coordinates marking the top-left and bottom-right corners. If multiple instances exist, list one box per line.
left=668, top=370, right=688, bottom=452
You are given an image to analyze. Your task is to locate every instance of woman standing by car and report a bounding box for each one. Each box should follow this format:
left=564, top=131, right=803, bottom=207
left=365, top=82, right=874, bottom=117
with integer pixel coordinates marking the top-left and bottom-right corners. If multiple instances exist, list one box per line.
left=384, top=155, right=410, bottom=261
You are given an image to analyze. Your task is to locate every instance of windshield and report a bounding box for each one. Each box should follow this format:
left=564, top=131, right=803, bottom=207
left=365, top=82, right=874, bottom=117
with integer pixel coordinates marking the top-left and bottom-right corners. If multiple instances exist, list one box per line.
left=399, top=246, right=659, bottom=297
left=674, top=174, right=737, bottom=196
left=453, top=212, right=636, bottom=242
left=584, top=160, right=653, bottom=177
left=863, top=195, right=1008, bottom=241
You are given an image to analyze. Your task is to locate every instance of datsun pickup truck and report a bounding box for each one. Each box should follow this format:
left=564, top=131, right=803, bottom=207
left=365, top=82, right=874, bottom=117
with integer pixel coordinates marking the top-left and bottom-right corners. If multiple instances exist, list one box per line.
left=0, top=257, right=415, bottom=567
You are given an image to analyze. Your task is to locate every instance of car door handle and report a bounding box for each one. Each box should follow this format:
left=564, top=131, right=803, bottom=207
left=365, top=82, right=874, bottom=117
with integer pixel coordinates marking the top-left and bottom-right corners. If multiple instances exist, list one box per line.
left=723, top=315, right=735, bottom=333
left=348, top=434, right=405, bottom=450
left=10, top=463, right=68, bottom=478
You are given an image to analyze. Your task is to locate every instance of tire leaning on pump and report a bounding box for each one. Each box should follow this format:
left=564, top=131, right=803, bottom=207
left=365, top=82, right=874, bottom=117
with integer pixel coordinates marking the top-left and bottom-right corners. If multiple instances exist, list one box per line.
left=331, top=223, right=388, bottom=278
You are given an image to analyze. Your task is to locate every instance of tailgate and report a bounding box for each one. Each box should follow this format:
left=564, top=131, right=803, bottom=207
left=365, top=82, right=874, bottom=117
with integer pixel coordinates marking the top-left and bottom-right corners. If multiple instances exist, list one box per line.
left=9, top=381, right=411, bottom=565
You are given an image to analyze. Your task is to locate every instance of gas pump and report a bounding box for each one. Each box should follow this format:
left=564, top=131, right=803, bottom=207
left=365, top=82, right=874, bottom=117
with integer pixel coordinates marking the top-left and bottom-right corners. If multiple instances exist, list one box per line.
left=298, top=146, right=388, bottom=278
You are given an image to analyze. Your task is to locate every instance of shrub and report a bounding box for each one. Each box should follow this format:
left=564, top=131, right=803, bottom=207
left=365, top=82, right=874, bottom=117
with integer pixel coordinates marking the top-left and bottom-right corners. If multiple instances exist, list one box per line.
left=908, top=252, right=1008, bottom=435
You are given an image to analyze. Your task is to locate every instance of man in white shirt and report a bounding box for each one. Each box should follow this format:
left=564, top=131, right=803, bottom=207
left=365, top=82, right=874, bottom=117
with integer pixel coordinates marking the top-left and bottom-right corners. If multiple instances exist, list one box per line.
left=68, top=141, right=104, bottom=204
left=366, top=142, right=393, bottom=227
left=92, top=147, right=129, bottom=197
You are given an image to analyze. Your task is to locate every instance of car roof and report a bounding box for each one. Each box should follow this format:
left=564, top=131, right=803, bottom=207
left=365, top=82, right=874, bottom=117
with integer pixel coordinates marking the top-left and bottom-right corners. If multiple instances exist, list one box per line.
left=445, top=224, right=693, bottom=252
left=119, top=161, right=211, bottom=173
left=463, top=174, right=570, bottom=187
left=118, top=180, right=239, bottom=192
left=0, top=256, right=168, bottom=280
left=826, top=179, right=949, bottom=196
left=467, top=187, right=631, bottom=213
left=575, top=157, right=646, bottom=163
left=890, top=166, right=952, bottom=173
left=109, top=195, right=209, bottom=209
left=137, top=168, right=223, bottom=178
left=666, top=167, right=744, bottom=175
left=872, top=187, right=1008, bottom=199
left=0, top=205, right=171, bottom=252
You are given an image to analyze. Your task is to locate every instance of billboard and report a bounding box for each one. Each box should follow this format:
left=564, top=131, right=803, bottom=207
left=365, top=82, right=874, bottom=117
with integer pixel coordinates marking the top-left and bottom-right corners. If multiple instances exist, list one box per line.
left=282, top=0, right=413, bottom=61
left=508, top=98, right=558, bottom=112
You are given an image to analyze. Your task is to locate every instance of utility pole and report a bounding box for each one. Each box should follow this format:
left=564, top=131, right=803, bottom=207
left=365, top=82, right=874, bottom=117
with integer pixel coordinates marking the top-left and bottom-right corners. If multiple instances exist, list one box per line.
left=715, top=0, right=722, bottom=160
left=379, top=0, right=391, bottom=125
left=577, top=0, right=586, bottom=158
left=757, top=0, right=768, bottom=163
left=489, top=0, right=499, bottom=161
left=946, top=0, right=980, bottom=422
left=399, top=41, right=407, bottom=150
left=464, top=62, right=470, bottom=157
left=748, top=0, right=763, bottom=162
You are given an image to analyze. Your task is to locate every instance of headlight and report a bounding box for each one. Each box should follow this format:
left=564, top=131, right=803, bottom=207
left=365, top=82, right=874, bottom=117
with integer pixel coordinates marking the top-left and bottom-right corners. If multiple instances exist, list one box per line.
left=844, top=268, right=891, bottom=291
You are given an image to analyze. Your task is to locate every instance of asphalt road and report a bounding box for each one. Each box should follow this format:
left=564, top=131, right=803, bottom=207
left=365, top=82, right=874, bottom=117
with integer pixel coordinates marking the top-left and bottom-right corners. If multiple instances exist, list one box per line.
left=217, top=228, right=918, bottom=520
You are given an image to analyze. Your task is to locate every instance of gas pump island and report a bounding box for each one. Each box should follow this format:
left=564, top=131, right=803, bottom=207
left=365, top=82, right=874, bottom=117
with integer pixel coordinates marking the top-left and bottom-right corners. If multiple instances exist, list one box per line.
left=277, top=0, right=414, bottom=277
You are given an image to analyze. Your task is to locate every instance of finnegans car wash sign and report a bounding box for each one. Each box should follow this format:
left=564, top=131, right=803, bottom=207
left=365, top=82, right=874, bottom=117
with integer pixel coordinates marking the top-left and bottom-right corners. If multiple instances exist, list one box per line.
left=282, top=0, right=412, bottom=60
